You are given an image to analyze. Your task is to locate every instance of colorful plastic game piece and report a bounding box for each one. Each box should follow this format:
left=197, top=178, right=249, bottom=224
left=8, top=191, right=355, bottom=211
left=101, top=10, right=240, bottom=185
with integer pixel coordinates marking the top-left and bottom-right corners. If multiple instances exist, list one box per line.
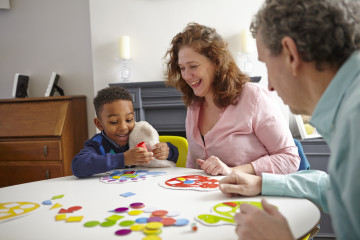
left=143, top=236, right=162, bottom=240
left=50, top=203, right=62, bottom=210
left=0, top=202, right=40, bottom=223
left=130, top=224, right=145, bottom=231
left=174, top=218, right=190, bottom=226
left=106, top=215, right=124, bottom=221
left=166, top=210, right=180, bottom=217
left=115, top=229, right=132, bottom=236
left=159, top=175, right=219, bottom=191
left=100, top=220, right=117, bottom=227
left=119, top=220, right=135, bottom=226
left=195, top=201, right=274, bottom=226
left=143, top=228, right=162, bottom=235
left=152, top=210, right=168, bottom=217
left=135, top=142, right=148, bottom=151
left=135, top=217, right=148, bottom=223
left=55, top=214, right=67, bottom=221
left=114, top=207, right=129, bottom=213
left=147, top=217, right=163, bottom=222
left=120, top=192, right=136, bottom=197
left=84, top=221, right=100, bottom=227
left=161, top=217, right=176, bottom=226
left=42, top=200, right=52, bottom=205
left=191, top=222, right=198, bottom=231
left=66, top=216, right=84, bottom=222
left=146, top=222, right=163, bottom=229
left=128, top=210, right=143, bottom=216
left=130, top=202, right=145, bottom=209
left=51, top=194, right=64, bottom=200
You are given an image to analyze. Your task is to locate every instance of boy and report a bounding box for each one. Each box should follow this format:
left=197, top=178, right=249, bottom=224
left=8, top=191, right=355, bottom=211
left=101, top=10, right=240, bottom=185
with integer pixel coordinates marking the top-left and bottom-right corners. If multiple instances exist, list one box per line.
left=72, top=86, right=179, bottom=178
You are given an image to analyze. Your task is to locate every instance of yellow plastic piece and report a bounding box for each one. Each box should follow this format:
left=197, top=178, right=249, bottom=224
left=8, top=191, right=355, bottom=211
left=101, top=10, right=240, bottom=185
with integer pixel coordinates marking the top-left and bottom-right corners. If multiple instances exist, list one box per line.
left=66, top=216, right=84, bottom=222
left=159, top=135, right=188, bottom=168
left=50, top=203, right=62, bottom=210
left=55, top=214, right=67, bottom=221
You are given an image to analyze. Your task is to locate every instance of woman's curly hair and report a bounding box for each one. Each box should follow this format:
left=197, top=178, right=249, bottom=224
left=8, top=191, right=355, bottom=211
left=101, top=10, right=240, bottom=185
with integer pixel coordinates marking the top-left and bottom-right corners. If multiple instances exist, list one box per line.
left=164, top=22, right=249, bottom=108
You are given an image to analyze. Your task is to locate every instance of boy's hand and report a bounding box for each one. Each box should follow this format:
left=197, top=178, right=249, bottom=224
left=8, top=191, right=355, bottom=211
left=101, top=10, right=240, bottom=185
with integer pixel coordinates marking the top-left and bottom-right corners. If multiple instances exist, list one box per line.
left=124, top=147, right=154, bottom=165
left=151, top=142, right=169, bottom=160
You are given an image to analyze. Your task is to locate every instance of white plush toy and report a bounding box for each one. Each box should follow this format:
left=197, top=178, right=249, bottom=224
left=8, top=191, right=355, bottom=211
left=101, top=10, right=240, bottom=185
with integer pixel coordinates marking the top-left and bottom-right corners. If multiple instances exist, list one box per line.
left=129, top=121, right=176, bottom=168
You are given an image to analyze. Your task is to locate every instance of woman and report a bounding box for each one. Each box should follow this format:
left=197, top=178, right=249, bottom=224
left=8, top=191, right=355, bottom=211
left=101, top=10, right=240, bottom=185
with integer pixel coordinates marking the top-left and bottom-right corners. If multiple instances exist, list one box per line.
left=164, top=22, right=300, bottom=176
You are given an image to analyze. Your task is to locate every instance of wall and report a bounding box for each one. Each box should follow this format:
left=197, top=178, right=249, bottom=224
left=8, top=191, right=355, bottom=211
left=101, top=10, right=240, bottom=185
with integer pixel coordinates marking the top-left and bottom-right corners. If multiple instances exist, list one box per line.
left=0, top=0, right=96, bottom=137
left=89, top=0, right=266, bottom=89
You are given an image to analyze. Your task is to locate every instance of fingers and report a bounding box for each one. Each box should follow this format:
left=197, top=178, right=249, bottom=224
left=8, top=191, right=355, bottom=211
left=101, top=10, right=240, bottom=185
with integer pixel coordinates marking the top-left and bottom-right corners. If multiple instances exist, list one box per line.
left=196, top=159, right=205, bottom=166
left=261, top=198, right=280, bottom=217
left=219, top=182, right=244, bottom=195
left=200, top=156, right=226, bottom=176
left=152, top=143, right=169, bottom=160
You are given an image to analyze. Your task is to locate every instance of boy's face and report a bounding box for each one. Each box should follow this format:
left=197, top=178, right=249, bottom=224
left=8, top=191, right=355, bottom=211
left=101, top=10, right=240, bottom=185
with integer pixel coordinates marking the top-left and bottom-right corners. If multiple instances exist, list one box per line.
left=94, top=100, right=135, bottom=146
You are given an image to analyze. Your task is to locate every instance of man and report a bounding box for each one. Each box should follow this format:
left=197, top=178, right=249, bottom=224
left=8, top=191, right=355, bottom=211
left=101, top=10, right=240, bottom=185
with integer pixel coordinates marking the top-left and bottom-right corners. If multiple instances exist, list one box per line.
left=219, top=0, right=360, bottom=239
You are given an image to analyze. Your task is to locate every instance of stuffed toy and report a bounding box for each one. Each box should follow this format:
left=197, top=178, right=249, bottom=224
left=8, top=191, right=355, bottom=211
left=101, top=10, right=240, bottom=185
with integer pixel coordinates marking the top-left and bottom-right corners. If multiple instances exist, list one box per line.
left=129, top=121, right=176, bottom=168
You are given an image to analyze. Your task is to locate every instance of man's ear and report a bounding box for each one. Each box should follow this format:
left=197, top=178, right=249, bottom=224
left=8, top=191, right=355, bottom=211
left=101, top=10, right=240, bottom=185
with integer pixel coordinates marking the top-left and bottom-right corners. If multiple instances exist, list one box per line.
left=94, top=117, right=104, bottom=131
left=281, top=36, right=301, bottom=76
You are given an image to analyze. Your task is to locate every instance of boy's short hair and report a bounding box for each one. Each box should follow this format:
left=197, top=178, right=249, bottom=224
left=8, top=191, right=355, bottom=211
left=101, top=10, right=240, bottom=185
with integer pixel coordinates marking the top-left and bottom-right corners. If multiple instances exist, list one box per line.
left=93, top=86, right=133, bottom=118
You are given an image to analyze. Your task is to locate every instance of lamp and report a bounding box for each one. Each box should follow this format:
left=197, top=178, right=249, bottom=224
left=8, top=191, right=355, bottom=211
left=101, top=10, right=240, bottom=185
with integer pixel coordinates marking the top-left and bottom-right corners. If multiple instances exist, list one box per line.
left=238, top=29, right=261, bottom=83
left=117, top=36, right=131, bottom=82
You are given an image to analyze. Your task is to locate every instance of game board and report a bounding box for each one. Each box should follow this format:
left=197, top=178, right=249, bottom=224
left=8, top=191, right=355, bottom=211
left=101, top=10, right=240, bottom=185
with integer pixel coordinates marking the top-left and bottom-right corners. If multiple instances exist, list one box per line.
left=159, top=175, right=219, bottom=191
left=195, top=201, right=274, bottom=226
left=0, top=202, right=41, bottom=223
left=99, top=169, right=166, bottom=184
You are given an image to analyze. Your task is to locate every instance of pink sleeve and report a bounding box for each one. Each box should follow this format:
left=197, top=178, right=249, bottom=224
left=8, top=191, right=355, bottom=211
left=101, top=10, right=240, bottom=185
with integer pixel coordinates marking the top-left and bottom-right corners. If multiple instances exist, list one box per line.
left=250, top=90, right=300, bottom=175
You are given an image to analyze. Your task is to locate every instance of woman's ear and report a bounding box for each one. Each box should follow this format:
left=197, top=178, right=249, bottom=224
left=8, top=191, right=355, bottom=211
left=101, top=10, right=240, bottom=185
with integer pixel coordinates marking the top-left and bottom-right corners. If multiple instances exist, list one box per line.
left=281, top=36, right=301, bottom=76
left=94, top=117, right=104, bottom=131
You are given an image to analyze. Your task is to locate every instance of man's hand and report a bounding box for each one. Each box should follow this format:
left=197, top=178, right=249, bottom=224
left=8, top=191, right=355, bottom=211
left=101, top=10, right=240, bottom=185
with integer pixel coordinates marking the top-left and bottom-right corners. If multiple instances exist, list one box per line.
left=235, top=198, right=294, bottom=240
left=219, top=171, right=262, bottom=197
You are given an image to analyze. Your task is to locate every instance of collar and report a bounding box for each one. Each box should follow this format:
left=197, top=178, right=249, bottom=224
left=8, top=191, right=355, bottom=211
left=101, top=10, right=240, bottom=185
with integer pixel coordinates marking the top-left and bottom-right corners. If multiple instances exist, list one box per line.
left=101, top=131, right=128, bottom=149
left=311, top=51, right=360, bottom=141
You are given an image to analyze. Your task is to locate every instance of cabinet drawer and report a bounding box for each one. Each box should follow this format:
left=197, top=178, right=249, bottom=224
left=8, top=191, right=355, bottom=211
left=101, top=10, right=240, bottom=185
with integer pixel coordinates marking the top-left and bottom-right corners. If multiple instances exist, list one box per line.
left=0, top=141, right=61, bottom=161
left=0, top=163, right=63, bottom=187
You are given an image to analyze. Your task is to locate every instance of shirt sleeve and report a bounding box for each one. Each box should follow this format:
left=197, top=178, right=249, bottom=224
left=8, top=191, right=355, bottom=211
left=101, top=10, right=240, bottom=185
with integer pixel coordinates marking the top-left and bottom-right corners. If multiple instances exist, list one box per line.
left=166, top=142, right=179, bottom=163
left=262, top=170, right=330, bottom=212
left=251, top=89, right=300, bottom=175
left=71, top=140, right=125, bottom=178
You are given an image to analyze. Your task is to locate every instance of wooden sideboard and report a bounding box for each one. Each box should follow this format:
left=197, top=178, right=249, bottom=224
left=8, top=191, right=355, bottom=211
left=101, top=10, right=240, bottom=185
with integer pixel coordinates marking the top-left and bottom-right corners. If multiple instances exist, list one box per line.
left=0, top=96, right=88, bottom=187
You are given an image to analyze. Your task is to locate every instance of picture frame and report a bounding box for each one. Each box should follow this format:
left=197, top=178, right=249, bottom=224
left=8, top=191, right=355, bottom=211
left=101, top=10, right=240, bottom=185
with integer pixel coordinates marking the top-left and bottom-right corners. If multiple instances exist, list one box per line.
left=45, top=72, right=64, bottom=97
left=294, top=114, right=322, bottom=140
left=12, top=73, right=29, bottom=98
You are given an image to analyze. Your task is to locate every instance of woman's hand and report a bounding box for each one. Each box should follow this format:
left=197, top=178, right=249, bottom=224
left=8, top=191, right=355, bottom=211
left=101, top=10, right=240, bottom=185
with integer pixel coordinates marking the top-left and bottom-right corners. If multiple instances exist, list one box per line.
left=197, top=155, right=232, bottom=176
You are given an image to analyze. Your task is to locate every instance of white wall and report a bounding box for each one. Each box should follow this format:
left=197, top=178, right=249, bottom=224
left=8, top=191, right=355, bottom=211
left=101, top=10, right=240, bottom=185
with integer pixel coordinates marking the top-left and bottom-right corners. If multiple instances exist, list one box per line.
left=89, top=0, right=267, bottom=90
left=0, top=0, right=96, bottom=137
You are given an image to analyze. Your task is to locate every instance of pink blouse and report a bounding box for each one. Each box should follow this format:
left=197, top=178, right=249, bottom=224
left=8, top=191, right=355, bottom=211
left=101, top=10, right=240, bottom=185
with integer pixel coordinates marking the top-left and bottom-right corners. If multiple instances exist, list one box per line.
left=186, top=82, right=300, bottom=175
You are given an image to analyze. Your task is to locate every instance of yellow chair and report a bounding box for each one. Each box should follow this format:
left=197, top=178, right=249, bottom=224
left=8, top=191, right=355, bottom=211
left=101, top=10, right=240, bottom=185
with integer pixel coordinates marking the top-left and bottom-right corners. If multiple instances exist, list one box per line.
left=159, top=135, right=188, bottom=168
